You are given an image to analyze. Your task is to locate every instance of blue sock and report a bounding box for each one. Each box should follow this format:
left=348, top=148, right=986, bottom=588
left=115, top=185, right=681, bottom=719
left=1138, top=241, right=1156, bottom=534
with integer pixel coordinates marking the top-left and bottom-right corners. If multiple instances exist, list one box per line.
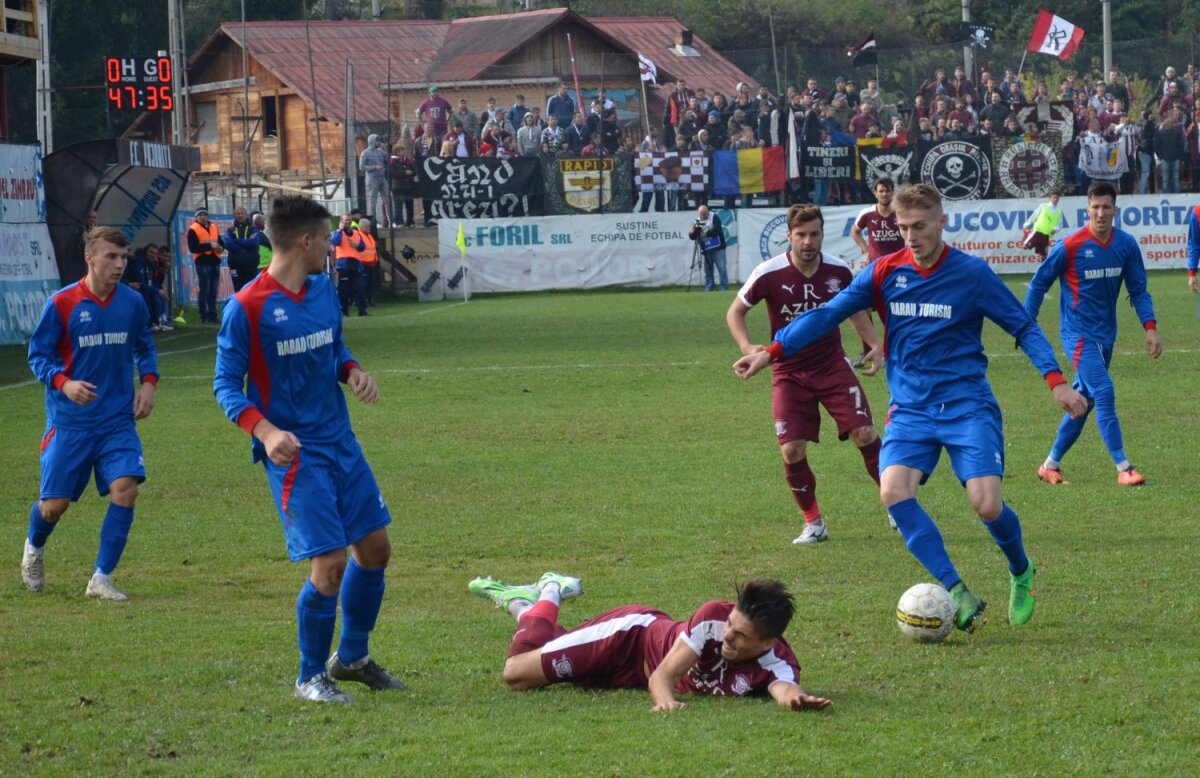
left=982, top=503, right=1029, bottom=576
left=337, top=559, right=386, bottom=666
left=296, top=580, right=339, bottom=683
left=1049, top=408, right=1090, bottom=463
left=94, top=503, right=134, bottom=575
left=1091, top=387, right=1127, bottom=465
left=888, top=498, right=961, bottom=590
left=28, top=503, right=57, bottom=549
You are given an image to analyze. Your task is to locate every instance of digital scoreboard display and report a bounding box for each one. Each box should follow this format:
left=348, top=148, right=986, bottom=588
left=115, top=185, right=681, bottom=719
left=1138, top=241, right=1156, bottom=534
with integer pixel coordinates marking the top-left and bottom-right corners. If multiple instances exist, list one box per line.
left=105, top=56, right=175, bottom=111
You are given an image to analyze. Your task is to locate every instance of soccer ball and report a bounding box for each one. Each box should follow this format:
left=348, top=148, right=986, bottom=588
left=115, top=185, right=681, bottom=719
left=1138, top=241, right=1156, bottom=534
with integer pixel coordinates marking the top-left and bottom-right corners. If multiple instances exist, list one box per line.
left=895, top=583, right=956, bottom=643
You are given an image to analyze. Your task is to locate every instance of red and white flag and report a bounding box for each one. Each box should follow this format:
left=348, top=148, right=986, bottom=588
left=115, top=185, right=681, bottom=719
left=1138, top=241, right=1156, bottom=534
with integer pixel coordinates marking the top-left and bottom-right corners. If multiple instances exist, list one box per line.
left=1026, top=10, right=1084, bottom=61
left=637, top=52, right=658, bottom=83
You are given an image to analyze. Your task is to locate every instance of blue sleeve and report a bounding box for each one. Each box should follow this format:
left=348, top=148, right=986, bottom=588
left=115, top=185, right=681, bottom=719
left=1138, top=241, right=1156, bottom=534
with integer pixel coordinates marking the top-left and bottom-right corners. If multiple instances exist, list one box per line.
left=979, top=267, right=1062, bottom=378
left=774, top=265, right=875, bottom=355
left=329, top=229, right=344, bottom=249
left=1024, top=239, right=1067, bottom=320
left=1122, top=238, right=1156, bottom=325
left=330, top=284, right=357, bottom=378
left=224, top=227, right=259, bottom=251
left=27, top=297, right=64, bottom=387
left=132, top=302, right=159, bottom=382
left=1187, top=212, right=1200, bottom=272
left=213, top=298, right=255, bottom=425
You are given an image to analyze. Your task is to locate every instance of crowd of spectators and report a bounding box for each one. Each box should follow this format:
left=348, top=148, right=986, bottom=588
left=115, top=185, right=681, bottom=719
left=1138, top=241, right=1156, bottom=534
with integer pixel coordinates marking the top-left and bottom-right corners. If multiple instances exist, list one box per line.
left=364, top=65, right=1200, bottom=225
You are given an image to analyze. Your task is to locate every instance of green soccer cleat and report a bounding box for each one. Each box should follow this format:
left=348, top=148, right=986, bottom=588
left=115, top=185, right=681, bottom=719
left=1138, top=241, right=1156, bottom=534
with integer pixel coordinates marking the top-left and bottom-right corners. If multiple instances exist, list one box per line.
left=537, top=572, right=583, bottom=600
left=468, top=576, right=539, bottom=611
left=948, top=582, right=988, bottom=633
left=1009, top=560, right=1037, bottom=626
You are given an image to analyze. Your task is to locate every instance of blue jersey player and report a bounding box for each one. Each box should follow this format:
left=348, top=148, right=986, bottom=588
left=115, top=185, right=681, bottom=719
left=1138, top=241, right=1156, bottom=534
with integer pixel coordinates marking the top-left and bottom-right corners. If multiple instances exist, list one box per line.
left=734, top=184, right=1088, bottom=633
left=1187, top=203, right=1200, bottom=312
left=23, top=226, right=159, bottom=601
left=1025, top=182, right=1162, bottom=487
left=214, top=196, right=403, bottom=703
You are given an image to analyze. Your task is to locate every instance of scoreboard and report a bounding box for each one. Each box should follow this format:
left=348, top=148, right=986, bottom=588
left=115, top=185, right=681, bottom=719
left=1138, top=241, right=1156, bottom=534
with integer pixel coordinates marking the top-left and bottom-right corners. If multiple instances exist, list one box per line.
left=105, top=56, right=175, bottom=111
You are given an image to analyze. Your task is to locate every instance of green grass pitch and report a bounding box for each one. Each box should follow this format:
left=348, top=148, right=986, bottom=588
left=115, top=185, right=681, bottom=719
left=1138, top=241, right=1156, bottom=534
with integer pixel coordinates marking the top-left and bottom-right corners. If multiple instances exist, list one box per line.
left=1, top=273, right=1197, bottom=775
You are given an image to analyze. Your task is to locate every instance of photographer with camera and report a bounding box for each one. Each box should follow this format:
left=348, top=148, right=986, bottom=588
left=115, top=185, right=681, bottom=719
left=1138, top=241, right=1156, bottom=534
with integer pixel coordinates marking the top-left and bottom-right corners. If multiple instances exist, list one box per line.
left=689, top=205, right=728, bottom=292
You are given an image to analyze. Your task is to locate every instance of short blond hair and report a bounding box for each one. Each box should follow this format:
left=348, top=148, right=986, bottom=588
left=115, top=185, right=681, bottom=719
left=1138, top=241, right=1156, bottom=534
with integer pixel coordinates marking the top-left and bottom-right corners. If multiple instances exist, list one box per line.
left=85, top=226, right=127, bottom=254
left=893, top=184, right=943, bottom=214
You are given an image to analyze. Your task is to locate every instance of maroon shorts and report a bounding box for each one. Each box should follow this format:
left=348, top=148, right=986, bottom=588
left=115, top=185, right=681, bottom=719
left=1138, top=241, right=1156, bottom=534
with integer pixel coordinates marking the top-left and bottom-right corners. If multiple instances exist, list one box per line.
left=771, top=359, right=874, bottom=444
left=538, top=605, right=669, bottom=689
left=1023, top=230, right=1050, bottom=259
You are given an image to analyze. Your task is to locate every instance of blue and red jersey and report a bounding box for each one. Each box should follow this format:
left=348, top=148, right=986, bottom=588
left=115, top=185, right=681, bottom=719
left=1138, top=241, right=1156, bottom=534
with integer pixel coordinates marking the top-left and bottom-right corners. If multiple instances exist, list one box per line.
left=1186, top=205, right=1200, bottom=277
left=213, top=271, right=361, bottom=463
left=1025, top=225, right=1156, bottom=347
left=28, top=280, right=159, bottom=432
left=765, top=245, right=1064, bottom=407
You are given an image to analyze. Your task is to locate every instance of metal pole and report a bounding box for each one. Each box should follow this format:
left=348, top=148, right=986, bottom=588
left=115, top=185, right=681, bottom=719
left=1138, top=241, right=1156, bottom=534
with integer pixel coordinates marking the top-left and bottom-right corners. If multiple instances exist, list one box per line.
left=961, top=0, right=972, bottom=81
left=304, top=11, right=330, bottom=197
left=178, top=0, right=192, bottom=147
left=1102, top=0, right=1112, bottom=77
left=241, top=0, right=252, bottom=201
left=35, top=0, right=52, bottom=152
left=168, top=0, right=181, bottom=145
left=767, top=1, right=781, bottom=96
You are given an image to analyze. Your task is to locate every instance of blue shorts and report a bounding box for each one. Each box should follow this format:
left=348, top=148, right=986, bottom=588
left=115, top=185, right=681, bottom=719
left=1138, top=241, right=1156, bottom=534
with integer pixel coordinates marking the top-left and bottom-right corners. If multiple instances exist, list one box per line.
left=39, top=423, right=146, bottom=501
left=1064, top=338, right=1114, bottom=403
left=263, top=436, right=391, bottom=562
left=880, top=397, right=1005, bottom=485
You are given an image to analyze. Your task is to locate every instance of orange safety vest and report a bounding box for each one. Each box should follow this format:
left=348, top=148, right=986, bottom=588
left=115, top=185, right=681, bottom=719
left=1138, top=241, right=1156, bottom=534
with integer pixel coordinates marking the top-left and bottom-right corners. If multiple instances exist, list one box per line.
left=333, top=230, right=365, bottom=261
left=189, top=222, right=221, bottom=263
left=359, top=233, right=378, bottom=266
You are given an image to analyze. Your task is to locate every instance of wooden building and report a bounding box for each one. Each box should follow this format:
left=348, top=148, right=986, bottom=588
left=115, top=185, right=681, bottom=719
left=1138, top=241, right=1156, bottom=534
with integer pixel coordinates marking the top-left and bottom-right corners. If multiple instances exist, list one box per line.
left=127, top=8, right=755, bottom=187
left=0, top=0, right=41, bottom=142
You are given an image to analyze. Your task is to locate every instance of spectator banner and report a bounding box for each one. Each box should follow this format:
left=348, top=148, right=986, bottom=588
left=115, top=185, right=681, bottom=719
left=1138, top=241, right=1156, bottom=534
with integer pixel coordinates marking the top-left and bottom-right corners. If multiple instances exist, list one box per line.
left=712, top=148, right=785, bottom=196
left=434, top=212, right=703, bottom=295
left=918, top=138, right=994, bottom=201
left=990, top=131, right=1064, bottom=198
left=802, top=145, right=856, bottom=179
left=171, top=210, right=235, bottom=306
left=1013, top=102, right=1076, bottom=150
left=0, top=144, right=48, bottom=224
left=858, top=146, right=914, bottom=188
left=418, top=157, right=542, bottom=220
left=735, top=194, right=1195, bottom=281
left=1077, top=139, right=1129, bottom=179
left=0, top=221, right=58, bottom=345
left=543, top=155, right=635, bottom=215
left=636, top=151, right=708, bottom=192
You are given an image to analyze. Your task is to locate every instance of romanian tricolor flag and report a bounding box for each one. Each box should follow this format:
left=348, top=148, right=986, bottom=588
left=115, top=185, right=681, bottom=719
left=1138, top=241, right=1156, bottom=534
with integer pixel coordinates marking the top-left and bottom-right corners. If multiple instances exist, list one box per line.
left=712, top=147, right=786, bottom=196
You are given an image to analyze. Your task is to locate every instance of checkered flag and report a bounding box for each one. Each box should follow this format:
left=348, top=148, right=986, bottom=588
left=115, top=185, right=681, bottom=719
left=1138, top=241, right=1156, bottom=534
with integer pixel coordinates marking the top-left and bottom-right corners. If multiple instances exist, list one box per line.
left=635, top=151, right=709, bottom=192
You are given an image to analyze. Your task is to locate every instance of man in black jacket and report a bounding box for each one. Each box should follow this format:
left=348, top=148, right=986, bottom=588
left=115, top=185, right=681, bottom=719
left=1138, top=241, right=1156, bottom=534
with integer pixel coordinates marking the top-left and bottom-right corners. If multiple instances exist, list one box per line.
left=688, top=205, right=728, bottom=291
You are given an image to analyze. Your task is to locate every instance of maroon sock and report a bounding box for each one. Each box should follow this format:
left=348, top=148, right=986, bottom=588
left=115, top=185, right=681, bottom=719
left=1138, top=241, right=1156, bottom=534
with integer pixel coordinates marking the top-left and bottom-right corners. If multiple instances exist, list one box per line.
left=860, top=438, right=882, bottom=485
left=784, top=459, right=821, bottom=522
left=506, top=600, right=566, bottom=658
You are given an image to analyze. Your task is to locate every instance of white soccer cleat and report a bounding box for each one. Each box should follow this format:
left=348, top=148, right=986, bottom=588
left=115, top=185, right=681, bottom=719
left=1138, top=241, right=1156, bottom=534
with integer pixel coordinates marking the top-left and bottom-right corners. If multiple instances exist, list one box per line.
left=85, top=572, right=129, bottom=601
left=537, top=572, right=583, bottom=600
left=21, top=540, right=44, bottom=592
left=792, top=518, right=829, bottom=545
left=293, top=674, right=352, bottom=703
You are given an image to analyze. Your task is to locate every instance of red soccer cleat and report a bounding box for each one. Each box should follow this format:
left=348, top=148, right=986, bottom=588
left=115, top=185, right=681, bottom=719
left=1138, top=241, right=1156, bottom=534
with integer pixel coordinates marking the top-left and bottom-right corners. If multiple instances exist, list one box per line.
left=1117, top=467, right=1146, bottom=486
left=1037, top=466, right=1068, bottom=485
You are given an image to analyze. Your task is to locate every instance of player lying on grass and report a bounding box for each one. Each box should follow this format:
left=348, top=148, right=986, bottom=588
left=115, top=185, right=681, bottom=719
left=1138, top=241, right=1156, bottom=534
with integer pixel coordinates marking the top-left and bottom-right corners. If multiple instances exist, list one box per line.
left=469, top=574, right=831, bottom=712
left=734, top=184, right=1089, bottom=634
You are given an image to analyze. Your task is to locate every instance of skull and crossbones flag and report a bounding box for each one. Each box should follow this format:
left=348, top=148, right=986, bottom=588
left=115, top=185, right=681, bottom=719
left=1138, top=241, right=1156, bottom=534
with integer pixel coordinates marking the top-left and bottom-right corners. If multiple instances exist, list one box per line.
left=918, top=137, right=994, bottom=201
left=1026, top=10, right=1084, bottom=61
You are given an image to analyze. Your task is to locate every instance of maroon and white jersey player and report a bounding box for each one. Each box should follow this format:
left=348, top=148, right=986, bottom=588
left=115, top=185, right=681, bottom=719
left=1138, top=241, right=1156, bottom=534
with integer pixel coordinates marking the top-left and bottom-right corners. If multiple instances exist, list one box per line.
left=853, top=206, right=905, bottom=260
left=736, top=250, right=856, bottom=374
left=472, top=574, right=833, bottom=713
left=727, top=204, right=884, bottom=545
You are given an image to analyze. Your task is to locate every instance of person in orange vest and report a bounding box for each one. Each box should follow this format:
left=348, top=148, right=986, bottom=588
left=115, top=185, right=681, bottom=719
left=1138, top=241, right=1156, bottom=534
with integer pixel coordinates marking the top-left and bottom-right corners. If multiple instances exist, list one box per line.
left=186, top=207, right=225, bottom=323
left=330, top=212, right=367, bottom=316
left=358, top=217, right=380, bottom=309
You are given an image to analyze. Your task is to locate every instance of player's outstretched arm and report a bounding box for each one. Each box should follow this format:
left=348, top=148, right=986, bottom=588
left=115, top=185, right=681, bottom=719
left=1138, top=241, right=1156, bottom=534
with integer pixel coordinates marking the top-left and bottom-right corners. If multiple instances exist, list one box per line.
left=769, top=681, right=832, bottom=712
left=647, top=635, right=700, bottom=712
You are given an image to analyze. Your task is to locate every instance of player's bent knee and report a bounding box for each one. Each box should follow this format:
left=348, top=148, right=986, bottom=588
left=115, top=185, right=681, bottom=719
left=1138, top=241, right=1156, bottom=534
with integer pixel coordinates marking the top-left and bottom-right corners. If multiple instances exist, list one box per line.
left=780, top=441, right=807, bottom=463
left=109, top=478, right=139, bottom=506
left=972, top=497, right=1003, bottom=521
left=39, top=498, right=69, bottom=521
left=850, top=425, right=878, bottom=446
